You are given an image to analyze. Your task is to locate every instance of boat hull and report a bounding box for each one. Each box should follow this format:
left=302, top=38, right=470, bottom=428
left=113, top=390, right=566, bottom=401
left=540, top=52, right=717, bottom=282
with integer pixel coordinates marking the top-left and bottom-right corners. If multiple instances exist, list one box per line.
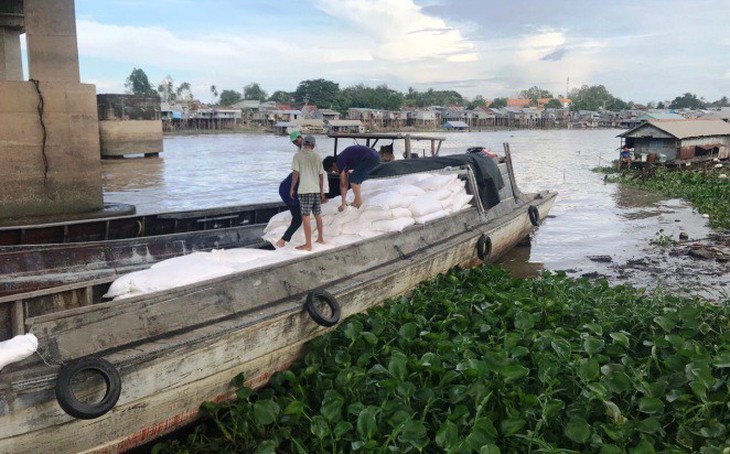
left=0, top=188, right=556, bottom=453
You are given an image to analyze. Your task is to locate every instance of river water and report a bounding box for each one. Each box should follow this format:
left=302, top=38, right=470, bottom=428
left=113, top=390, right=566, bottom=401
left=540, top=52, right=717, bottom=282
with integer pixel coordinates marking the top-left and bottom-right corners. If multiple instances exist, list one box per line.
left=101, top=129, right=728, bottom=302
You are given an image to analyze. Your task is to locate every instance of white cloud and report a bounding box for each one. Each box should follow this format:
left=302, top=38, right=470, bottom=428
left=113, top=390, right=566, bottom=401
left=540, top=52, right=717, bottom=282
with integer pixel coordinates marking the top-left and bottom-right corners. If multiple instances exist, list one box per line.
left=517, top=28, right=566, bottom=62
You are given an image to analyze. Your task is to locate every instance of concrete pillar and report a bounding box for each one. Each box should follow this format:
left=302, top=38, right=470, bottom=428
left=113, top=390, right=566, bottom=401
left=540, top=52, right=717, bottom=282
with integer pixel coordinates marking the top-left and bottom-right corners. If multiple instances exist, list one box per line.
left=24, top=0, right=80, bottom=83
left=0, top=0, right=25, bottom=81
left=0, top=0, right=104, bottom=221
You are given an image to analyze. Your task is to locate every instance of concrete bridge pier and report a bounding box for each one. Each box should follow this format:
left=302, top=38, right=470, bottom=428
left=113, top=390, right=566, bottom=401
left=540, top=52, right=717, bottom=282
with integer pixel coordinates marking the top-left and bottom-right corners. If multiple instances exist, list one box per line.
left=0, top=0, right=105, bottom=222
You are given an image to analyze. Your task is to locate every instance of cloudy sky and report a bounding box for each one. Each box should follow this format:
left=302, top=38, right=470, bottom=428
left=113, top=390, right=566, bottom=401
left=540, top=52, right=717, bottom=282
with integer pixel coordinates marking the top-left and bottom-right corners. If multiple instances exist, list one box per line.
left=71, top=0, right=730, bottom=104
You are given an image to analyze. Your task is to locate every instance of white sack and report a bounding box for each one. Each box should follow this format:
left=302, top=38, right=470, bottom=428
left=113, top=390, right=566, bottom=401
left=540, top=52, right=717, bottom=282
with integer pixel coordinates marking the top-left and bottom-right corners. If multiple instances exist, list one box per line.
left=415, top=210, right=450, bottom=225
left=409, top=194, right=444, bottom=217
left=390, top=207, right=413, bottom=219
left=0, top=334, right=38, bottom=371
left=372, top=217, right=415, bottom=232
left=415, top=174, right=458, bottom=191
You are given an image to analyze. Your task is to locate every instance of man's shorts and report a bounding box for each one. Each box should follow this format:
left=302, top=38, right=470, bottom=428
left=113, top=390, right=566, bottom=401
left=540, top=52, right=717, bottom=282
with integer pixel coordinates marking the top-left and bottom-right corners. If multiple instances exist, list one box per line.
left=298, top=193, right=321, bottom=216
left=349, top=156, right=380, bottom=185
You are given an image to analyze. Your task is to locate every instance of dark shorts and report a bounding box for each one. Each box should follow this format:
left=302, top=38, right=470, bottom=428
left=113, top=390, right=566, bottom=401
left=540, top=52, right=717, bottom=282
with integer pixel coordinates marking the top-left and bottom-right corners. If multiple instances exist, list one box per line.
left=298, top=193, right=321, bottom=216
left=349, top=156, right=380, bottom=185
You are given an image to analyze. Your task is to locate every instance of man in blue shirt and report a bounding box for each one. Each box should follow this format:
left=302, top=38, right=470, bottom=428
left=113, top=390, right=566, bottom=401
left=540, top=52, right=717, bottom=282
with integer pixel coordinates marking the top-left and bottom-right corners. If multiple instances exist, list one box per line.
left=323, top=145, right=380, bottom=211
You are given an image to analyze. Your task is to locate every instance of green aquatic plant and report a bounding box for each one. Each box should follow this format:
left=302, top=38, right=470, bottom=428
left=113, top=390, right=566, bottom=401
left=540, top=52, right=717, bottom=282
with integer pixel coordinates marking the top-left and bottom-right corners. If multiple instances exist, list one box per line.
left=649, top=229, right=678, bottom=248
left=154, top=266, right=730, bottom=453
left=612, top=167, right=730, bottom=230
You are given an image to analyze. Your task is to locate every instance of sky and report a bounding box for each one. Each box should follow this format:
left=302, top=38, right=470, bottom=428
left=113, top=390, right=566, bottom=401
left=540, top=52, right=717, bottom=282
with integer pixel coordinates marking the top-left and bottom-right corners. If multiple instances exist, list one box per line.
left=64, top=0, right=730, bottom=105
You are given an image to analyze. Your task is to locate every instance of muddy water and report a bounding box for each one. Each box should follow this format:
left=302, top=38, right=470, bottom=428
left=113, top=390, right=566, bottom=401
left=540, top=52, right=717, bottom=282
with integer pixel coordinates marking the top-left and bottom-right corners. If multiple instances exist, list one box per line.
left=101, top=130, right=729, bottom=302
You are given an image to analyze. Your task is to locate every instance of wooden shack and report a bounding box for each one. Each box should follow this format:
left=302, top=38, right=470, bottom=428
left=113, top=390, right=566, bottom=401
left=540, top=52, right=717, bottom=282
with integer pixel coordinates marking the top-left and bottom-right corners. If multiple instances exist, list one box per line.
left=618, top=119, right=730, bottom=161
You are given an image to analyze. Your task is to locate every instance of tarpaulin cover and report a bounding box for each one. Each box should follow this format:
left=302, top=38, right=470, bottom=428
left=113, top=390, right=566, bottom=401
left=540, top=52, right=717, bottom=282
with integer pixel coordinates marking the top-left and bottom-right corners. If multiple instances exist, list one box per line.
left=368, top=153, right=505, bottom=208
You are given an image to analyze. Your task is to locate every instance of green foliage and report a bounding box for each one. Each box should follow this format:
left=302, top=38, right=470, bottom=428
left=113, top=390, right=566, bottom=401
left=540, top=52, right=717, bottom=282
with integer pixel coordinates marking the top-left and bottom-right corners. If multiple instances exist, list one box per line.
left=124, top=67, right=156, bottom=96
left=219, top=89, right=241, bottom=106
left=175, top=82, right=192, bottom=99
left=614, top=167, right=730, bottom=230
left=649, top=229, right=677, bottom=248
left=490, top=98, right=507, bottom=109
left=467, top=95, right=487, bottom=110
left=244, top=82, right=268, bottom=102
left=294, top=79, right=341, bottom=108
left=569, top=84, right=627, bottom=112
left=544, top=98, right=563, bottom=109
left=669, top=93, right=706, bottom=109
left=268, top=90, right=294, bottom=104
left=154, top=267, right=730, bottom=453
left=336, top=84, right=404, bottom=112
left=403, top=87, right=465, bottom=107
left=519, top=86, right=552, bottom=101
left=710, top=96, right=729, bottom=108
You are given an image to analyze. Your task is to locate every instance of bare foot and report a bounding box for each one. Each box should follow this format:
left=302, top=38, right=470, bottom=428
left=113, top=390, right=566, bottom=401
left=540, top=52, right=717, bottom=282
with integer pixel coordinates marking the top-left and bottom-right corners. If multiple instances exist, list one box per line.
left=352, top=200, right=363, bottom=208
left=296, top=244, right=312, bottom=251
left=316, top=238, right=325, bottom=244
left=275, top=239, right=285, bottom=248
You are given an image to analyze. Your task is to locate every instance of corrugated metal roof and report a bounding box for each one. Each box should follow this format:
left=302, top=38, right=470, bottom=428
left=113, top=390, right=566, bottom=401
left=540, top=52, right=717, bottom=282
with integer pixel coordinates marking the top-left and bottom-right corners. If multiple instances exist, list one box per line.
left=618, top=119, right=730, bottom=139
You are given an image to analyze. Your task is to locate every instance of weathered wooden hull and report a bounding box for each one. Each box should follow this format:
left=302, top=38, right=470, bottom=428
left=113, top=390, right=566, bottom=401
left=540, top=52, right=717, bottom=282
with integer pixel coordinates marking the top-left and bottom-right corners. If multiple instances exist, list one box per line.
left=0, top=203, right=286, bottom=297
left=0, top=186, right=556, bottom=453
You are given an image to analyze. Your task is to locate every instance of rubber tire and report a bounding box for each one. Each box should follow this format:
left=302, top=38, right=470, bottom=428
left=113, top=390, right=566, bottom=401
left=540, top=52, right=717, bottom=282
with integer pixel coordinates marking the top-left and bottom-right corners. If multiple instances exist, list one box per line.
left=55, top=356, right=122, bottom=420
left=476, top=234, right=492, bottom=261
left=305, top=291, right=341, bottom=327
left=528, top=205, right=540, bottom=226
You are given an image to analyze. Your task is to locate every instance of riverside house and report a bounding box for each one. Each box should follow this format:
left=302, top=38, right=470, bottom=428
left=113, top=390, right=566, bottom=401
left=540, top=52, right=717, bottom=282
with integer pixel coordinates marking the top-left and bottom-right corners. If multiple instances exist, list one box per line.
left=618, top=119, right=730, bottom=161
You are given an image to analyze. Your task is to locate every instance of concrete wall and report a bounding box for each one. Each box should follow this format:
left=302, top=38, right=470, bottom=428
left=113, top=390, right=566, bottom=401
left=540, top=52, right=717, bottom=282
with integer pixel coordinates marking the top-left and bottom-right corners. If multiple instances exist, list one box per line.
left=97, top=94, right=163, bottom=157
left=99, top=120, right=163, bottom=157
left=0, top=80, right=103, bottom=219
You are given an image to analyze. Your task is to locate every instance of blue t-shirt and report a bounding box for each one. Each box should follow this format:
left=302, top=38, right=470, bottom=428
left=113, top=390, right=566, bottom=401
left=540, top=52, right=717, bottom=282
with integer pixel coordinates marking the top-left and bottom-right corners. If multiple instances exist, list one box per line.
left=336, top=145, right=379, bottom=172
left=278, top=173, right=299, bottom=206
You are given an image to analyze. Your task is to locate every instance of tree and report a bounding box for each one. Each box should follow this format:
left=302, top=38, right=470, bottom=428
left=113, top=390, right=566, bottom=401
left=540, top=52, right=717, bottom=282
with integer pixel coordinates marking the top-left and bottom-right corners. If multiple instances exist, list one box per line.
left=467, top=95, right=487, bottom=110
left=657, top=101, right=666, bottom=109
left=490, top=98, right=507, bottom=109
left=294, top=79, right=340, bottom=107
left=403, top=88, right=464, bottom=107
left=176, top=82, right=193, bottom=100
left=568, top=84, right=626, bottom=111
left=219, top=90, right=242, bottom=106
left=544, top=98, right=563, bottom=109
left=210, top=85, right=218, bottom=103
left=668, top=93, right=706, bottom=109
left=336, top=84, right=403, bottom=112
left=269, top=90, right=294, bottom=104
left=157, top=77, right=175, bottom=102
left=124, top=67, right=156, bottom=95
left=243, top=82, right=268, bottom=102
left=519, top=86, right=552, bottom=102
left=710, top=96, right=729, bottom=107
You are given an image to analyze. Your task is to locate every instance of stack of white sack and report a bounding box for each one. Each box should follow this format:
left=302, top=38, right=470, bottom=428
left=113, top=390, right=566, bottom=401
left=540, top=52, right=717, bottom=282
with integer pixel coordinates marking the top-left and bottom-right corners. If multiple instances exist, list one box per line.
left=262, top=171, right=473, bottom=245
left=105, top=172, right=473, bottom=300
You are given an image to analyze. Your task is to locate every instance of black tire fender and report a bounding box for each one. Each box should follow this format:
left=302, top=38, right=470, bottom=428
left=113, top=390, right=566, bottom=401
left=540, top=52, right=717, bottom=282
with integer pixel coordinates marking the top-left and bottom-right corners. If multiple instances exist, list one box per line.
left=55, top=356, right=122, bottom=420
left=305, top=290, right=341, bottom=327
left=528, top=205, right=540, bottom=226
left=476, top=234, right=492, bottom=261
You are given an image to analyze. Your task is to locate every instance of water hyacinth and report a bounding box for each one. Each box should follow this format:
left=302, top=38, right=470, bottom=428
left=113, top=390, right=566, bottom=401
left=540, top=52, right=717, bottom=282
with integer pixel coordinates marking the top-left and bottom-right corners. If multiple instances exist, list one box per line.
left=154, top=266, right=730, bottom=453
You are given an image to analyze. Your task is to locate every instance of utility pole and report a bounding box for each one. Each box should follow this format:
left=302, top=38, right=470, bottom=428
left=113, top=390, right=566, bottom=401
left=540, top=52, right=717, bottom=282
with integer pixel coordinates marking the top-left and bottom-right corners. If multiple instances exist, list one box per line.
left=566, top=76, right=569, bottom=99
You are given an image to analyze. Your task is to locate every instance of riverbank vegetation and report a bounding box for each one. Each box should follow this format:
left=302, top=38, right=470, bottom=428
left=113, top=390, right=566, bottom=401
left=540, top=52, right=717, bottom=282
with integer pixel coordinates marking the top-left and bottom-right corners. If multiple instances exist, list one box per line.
left=606, top=166, right=730, bottom=231
left=154, top=266, right=729, bottom=453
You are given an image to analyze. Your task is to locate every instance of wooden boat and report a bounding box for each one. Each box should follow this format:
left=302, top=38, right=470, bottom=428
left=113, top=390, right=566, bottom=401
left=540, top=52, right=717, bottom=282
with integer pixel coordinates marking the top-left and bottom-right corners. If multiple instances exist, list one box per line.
left=0, top=203, right=287, bottom=296
left=0, top=138, right=557, bottom=453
